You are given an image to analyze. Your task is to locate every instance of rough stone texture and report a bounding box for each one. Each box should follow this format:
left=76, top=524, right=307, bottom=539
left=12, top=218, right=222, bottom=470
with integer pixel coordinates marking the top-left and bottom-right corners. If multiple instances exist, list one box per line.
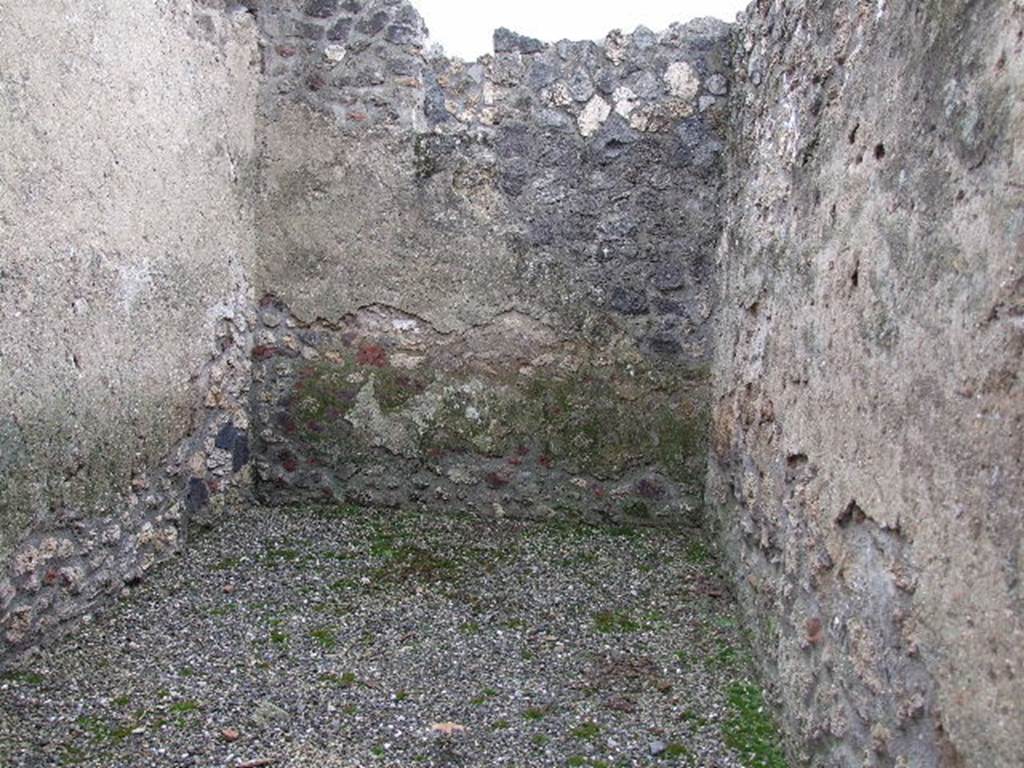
left=2, top=0, right=1022, bottom=763
left=0, top=1, right=259, bottom=657
left=252, top=0, right=732, bottom=522
left=707, top=1, right=1024, bottom=766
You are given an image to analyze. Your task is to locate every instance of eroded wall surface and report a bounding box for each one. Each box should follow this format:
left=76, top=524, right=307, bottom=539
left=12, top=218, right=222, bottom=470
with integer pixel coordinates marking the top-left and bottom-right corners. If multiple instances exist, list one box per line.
left=708, top=1, right=1023, bottom=765
left=0, top=1, right=259, bottom=655
left=251, top=0, right=733, bottom=523
left=4, top=1, right=1020, bottom=761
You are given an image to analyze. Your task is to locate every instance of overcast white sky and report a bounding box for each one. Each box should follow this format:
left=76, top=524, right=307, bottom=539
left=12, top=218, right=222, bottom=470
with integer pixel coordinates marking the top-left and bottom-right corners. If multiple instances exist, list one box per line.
left=416, top=0, right=750, bottom=59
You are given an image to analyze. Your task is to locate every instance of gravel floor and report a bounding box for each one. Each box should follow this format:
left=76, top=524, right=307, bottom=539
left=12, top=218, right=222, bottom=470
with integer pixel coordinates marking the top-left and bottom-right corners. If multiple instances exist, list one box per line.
left=0, top=506, right=785, bottom=768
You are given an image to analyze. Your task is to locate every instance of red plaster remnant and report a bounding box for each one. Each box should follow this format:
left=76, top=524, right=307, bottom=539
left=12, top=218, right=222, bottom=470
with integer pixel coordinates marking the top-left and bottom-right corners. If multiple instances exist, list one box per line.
left=349, top=112, right=369, bottom=122
left=593, top=486, right=607, bottom=498
left=636, top=477, right=664, bottom=499
left=806, top=616, right=824, bottom=645
left=280, top=452, right=299, bottom=473
left=485, top=472, right=510, bottom=489
left=357, top=344, right=388, bottom=367
left=507, top=456, right=523, bottom=466
left=43, top=569, right=75, bottom=589
left=277, top=45, right=297, bottom=57
left=538, top=454, right=554, bottom=468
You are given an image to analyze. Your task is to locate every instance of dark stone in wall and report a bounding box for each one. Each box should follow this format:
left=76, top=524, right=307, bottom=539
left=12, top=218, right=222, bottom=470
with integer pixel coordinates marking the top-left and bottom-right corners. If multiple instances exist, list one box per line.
left=304, top=0, right=338, bottom=19
left=423, top=81, right=450, bottom=125
left=357, top=10, right=389, bottom=35
left=609, top=285, right=649, bottom=316
left=232, top=433, right=251, bottom=472
left=327, top=17, right=352, bottom=41
left=493, top=27, right=545, bottom=55
left=215, top=421, right=238, bottom=450
left=651, top=264, right=687, bottom=291
left=384, top=23, right=419, bottom=45
left=215, top=422, right=251, bottom=472
left=185, top=477, right=210, bottom=514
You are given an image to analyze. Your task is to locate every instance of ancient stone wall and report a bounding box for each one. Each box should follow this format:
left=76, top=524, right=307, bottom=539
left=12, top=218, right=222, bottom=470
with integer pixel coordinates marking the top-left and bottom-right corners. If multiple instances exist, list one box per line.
left=3, top=2, right=1022, bottom=763
left=708, top=0, right=1024, bottom=765
left=0, top=1, right=259, bottom=655
left=250, top=0, right=733, bottom=524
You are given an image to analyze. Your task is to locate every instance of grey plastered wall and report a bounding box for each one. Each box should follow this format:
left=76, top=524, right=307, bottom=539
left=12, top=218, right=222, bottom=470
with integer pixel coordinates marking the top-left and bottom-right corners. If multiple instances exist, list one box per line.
left=251, top=0, right=733, bottom=524
left=0, top=1, right=259, bottom=655
left=707, top=1, right=1024, bottom=765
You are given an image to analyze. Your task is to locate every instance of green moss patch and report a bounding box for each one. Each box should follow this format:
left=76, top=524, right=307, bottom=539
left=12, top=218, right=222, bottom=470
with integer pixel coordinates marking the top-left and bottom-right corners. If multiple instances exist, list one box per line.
left=512, top=370, right=707, bottom=483
left=309, top=626, right=338, bottom=649
left=1, top=669, right=44, bottom=685
left=592, top=609, right=641, bottom=634
left=722, top=683, right=788, bottom=768
left=570, top=721, right=601, bottom=740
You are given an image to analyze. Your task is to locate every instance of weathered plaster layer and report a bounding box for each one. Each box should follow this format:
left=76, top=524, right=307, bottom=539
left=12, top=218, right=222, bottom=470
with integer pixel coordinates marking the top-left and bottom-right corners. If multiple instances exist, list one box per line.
left=0, top=1, right=259, bottom=656
left=708, top=1, right=1024, bottom=765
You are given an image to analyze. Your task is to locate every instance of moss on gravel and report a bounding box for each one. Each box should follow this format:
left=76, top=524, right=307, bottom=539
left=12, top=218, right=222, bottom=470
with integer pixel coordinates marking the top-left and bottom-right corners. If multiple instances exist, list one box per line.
left=0, top=504, right=773, bottom=768
left=723, top=682, right=789, bottom=768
